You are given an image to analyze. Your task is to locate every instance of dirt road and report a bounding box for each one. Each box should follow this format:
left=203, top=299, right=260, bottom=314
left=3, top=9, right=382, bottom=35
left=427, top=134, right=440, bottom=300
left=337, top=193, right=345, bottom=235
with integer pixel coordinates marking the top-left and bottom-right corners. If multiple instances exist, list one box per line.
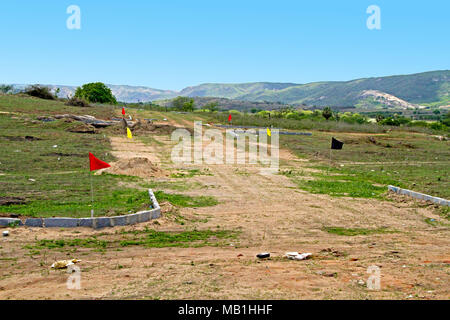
left=0, top=133, right=448, bottom=300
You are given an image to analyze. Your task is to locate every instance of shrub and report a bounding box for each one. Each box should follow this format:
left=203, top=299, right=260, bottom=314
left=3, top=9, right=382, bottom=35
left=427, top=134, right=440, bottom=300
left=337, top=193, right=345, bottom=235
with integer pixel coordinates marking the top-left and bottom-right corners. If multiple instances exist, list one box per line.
left=0, top=84, right=13, bottom=94
left=322, top=107, right=333, bottom=121
left=408, top=121, right=428, bottom=128
left=441, top=112, right=450, bottom=127
left=24, top=85, right=55, bottom=100
left=75, top=82, right=117, bottom=104
left=65, top=96, right=91, bottom=107
left=172, top=96, right=195, bottom=112
left=429, top=122, right=447, bottom=131
left=380, top=116, right=410, bottom=126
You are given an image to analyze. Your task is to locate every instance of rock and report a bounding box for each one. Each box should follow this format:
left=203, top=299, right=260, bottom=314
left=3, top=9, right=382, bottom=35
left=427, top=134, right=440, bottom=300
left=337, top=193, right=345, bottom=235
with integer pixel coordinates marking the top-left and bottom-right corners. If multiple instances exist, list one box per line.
left=67, top=123, right=98, bottom=134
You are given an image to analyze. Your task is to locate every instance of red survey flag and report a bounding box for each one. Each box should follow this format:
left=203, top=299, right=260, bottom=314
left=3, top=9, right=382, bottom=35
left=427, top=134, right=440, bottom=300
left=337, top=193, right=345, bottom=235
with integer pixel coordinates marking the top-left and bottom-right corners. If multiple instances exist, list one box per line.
left=89, top=152, right=111, bottom=171
left=122, top=107, right=126, bottom=115
left=228, top=114, right=232, bottom=122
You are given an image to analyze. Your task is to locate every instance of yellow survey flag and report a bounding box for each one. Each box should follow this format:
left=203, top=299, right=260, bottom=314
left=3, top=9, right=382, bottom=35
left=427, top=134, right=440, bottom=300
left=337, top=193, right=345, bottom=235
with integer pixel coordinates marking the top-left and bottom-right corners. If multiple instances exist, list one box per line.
left=127, top=127, right=133, bottom=139
left=267, top=128, right=271, bottom=137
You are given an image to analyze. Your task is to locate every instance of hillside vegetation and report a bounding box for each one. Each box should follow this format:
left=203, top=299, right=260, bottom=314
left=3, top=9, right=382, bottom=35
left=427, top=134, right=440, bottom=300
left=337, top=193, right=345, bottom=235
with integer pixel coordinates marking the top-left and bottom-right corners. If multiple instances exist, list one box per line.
left=4, top=70, right=449, bottom=108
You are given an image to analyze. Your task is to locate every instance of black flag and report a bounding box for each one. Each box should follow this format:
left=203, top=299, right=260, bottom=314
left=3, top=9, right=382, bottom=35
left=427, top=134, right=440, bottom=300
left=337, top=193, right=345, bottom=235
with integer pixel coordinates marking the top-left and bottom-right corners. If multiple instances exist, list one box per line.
left=331, top=137, right=344, bottom=150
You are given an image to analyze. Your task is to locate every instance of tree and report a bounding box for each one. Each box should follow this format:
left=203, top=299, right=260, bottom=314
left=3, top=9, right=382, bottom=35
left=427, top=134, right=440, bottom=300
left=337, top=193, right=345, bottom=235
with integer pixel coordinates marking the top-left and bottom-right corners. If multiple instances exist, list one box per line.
left=75, top=82, right=117, bottom=104
left=376, top=114, right=385, bottom=123
left=0, top=85, right=13, bottom=94
left=441, top=112, right=450, bottom=127
left=204, top=102, right=219, bottom=112
left=172, top=96, right=195, bottom=112
left=322, top=107, right=333, bottom=121
left=24, top=85, right=55, bottom=100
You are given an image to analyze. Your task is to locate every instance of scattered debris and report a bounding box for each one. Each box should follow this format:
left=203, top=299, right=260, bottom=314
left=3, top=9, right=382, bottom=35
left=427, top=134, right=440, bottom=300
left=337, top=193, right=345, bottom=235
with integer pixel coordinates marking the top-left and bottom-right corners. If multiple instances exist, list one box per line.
left=434, top=135, right=448, bottom=141
left=51, top=259, right=82, bottom=269
left=320, top=248, right=345, bottom=257
left=316, top=271, right=337, bottom=277
left=285, top=252, right=312, bottom=261
left=36, top=116, right=56, bottom=123
left=256, top=253, right=270, bottom=259
left=53, top=114, right=115, bottom=128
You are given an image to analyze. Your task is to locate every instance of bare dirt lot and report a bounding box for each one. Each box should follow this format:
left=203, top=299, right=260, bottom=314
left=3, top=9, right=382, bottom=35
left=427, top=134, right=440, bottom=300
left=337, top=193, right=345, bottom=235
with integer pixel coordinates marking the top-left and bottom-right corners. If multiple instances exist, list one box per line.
left=0, top=132, right=448, bottom=300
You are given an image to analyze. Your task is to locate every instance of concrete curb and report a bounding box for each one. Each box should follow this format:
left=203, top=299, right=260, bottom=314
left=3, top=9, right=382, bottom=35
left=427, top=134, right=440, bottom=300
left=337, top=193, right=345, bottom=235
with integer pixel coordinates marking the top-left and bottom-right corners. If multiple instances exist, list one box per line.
left=388, top=186, right=450, bottom=206
left=0, top=189, right=161, bottom=229
left=214, top=125, right=312, bottom=136
left=0, top=218, right=22, bottom=227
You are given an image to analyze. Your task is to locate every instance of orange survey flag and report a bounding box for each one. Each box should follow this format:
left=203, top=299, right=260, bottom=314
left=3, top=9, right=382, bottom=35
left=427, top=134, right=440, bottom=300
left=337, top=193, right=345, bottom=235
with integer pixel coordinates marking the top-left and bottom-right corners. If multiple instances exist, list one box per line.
left=89, top=152, right=111, bottom=171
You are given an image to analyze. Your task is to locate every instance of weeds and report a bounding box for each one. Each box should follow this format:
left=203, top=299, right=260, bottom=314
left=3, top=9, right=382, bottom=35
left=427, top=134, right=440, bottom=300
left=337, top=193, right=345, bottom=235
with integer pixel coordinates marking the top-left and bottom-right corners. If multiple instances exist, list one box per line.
left=324, top=227, right=396, bottom=236
left=154, top=191, right=218, bottom=208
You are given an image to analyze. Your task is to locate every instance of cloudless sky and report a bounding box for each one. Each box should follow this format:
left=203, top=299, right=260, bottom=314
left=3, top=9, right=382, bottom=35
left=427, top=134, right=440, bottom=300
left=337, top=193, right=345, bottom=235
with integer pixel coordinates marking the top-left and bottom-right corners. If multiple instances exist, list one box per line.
left=0, top=0, right=448, bottom=90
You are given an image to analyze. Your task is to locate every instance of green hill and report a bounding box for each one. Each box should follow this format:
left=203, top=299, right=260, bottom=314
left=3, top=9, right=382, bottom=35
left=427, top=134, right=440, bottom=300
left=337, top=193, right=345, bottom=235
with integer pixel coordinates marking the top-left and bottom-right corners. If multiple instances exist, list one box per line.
left=180, top=70, right=449, bottom=107
left=4, top=70, right=448, bottom=108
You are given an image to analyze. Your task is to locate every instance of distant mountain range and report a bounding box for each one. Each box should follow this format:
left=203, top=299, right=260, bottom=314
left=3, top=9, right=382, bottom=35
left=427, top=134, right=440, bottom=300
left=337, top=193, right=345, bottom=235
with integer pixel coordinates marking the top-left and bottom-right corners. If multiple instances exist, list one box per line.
left=6, top=70, right=449, bottom=109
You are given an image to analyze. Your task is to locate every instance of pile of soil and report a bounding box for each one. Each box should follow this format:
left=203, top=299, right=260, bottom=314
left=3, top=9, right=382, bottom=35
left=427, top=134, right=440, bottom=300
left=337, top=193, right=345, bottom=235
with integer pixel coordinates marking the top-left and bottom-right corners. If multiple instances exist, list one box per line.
left=105, top=157, right=165, bottom=178
left=110, top=119, right=192, bottom=136
left=66, top=122, right=98, bottom=134
left=133, top=122, right=182, bottom=135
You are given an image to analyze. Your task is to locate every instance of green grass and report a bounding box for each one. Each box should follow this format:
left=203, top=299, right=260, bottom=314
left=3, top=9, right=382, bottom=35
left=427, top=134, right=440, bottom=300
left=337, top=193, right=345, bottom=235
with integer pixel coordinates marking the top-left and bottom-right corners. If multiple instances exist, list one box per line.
left=281, top=131, right=449, bottom=199
left=26, top=228, right=238, bottom=250
left=0, top=95, right=217, bottom=218
left=154, top=191, right=218, bottom=208
left=1, top=188, right=153, bottom=218
left=324, top=226, right=396, bottom=236
left=119, top=228, right=237, bottom=248
left=297, top=179, right=386, bottom=198
left=0, top=94, right=115, bottom=118
left=170, top=169, right=213, bottom=178
left=207, top=112, right=387, bottom=133
left=144, top=180, right=206, bottom=192
left=31, top=238, right=108, bottom=249
left=0, top=111, right=140, bottom=217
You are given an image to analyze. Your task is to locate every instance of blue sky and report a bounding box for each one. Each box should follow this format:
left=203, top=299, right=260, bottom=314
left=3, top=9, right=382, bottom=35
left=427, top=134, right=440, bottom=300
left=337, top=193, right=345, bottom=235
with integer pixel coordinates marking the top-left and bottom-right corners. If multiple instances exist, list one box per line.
left=0, top=0, right=448, bottom=90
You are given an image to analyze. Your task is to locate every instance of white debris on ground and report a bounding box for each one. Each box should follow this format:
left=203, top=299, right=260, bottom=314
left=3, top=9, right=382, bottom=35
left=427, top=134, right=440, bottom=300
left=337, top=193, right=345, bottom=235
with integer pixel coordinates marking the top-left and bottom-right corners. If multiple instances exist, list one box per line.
left=285, top=252, right=312, bottom=261
left=51, top=259, right=82, bottom=269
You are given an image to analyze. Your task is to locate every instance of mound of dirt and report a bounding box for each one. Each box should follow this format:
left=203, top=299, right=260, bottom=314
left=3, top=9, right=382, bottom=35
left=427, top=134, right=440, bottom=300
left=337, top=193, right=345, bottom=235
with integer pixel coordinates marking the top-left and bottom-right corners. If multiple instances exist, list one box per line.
left=67, top=122, right=98, bottom=134
left=105, top=157, right=165, bottom=178
left=133, top=122, right=181, bottom=135
left=110, top=119, right=192, bottom=136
